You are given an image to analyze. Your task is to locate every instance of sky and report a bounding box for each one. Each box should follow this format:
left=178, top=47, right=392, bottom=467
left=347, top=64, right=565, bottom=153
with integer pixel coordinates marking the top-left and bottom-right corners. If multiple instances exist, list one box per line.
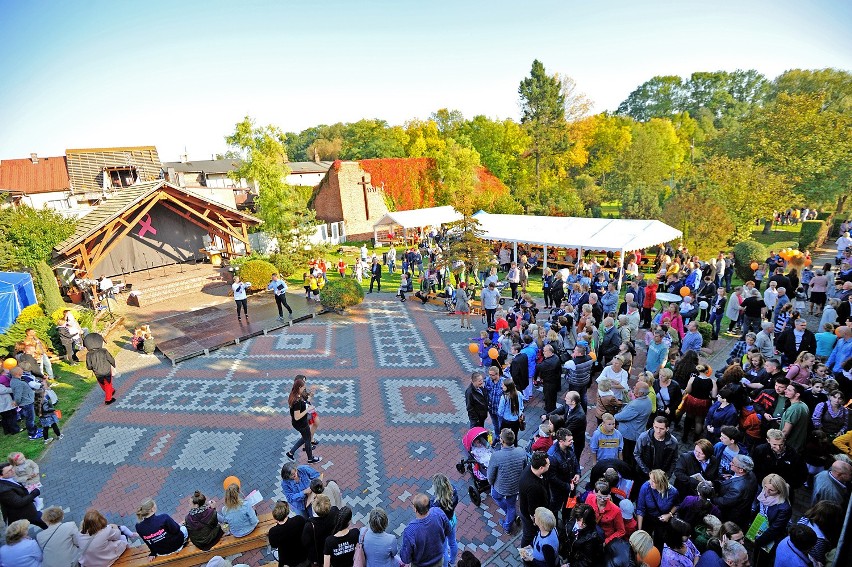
left=0, top=0, right=849, bottom=162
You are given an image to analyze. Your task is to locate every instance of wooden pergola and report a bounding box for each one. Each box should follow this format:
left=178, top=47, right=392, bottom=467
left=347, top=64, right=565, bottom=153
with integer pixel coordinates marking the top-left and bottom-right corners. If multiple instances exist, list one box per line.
left=52, top=180, right=261, bottom=276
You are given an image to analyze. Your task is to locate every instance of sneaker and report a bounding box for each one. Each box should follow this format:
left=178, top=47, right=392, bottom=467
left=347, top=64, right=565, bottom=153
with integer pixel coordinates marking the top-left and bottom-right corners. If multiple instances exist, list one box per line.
left=311, top=440, right=319, bottom=446
left=307, top=456, right=322, bottom=464
left=44, top=438, right=54, bottom=445
left=286, top=451, right=295, bottom=460
left=58, top=434, right=64, bottom=440
left=278, top=316, right=285, bottom=321
left=29, top=434, right=42, bottom=440
left=105, top=398, right=115, bottom=405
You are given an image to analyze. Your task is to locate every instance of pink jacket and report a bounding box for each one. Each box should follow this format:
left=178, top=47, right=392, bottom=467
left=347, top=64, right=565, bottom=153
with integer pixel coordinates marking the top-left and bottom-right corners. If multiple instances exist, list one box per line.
left=78, top=525, right=127, bottom=567
left=662, top=312, right=685, bottom=339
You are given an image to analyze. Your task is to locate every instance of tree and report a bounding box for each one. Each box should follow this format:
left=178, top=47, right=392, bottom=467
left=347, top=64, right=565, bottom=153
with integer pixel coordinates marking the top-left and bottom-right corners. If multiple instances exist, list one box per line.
left=684, top=156, right=793, bottom=241
left=662, top=188, right=734, bottom=257
left=434, top=139, right=481, bottom=206
left=226, top=117, right=315, bottom=254
left=519, top=59, right=566, bottom=202
left=558, top=75, right=594, bottom=122
left=430, top=108, right=465, bottom=137
left=0, top=205, right=76, bottom=270
left=616, top=76, right=687, bottom=121
left=737, top=93, right=851, bottom=211
left=458, top=115, right=531, bottom=190
left=445, top=198, right=494, bottom=285
left=341, top=119, right=408, bottom=159
left=769, top=68, right=852, bottom=114
left=584, top=113, right=632, bottom=184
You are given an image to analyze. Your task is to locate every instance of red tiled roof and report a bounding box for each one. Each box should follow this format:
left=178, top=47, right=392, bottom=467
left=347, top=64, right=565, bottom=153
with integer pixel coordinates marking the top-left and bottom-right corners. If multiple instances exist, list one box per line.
left=0, top=156, right=70, bottom=194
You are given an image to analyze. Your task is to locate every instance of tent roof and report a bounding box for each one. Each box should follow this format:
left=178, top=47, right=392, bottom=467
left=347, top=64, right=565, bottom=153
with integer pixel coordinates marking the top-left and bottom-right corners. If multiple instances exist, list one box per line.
left=472, top=212, right=682, bottom=253
left=373, top=206, right=462, bottom=230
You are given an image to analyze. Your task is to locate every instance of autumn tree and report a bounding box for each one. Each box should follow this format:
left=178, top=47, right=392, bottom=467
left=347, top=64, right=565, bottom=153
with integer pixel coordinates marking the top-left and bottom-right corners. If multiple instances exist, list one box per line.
left=445, top=196, right=494, bottom=285
left=662, top=189, right=733, bottom=257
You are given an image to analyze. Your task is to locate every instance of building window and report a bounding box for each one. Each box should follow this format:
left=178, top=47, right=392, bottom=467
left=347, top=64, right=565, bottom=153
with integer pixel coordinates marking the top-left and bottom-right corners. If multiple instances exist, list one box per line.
left=46, top=199, right=70, bottom=210
left=104, top=166, right=138, bottom=188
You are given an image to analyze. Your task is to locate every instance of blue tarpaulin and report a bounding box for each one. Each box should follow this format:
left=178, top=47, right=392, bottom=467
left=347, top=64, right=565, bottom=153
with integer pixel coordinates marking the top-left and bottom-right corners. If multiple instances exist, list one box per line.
left=0, top=272, right=38, bottom=333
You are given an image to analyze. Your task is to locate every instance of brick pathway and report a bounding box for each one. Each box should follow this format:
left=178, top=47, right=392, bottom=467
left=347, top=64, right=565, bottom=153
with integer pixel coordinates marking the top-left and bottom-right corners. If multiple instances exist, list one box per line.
left=39, top=294, right=551, bottom=565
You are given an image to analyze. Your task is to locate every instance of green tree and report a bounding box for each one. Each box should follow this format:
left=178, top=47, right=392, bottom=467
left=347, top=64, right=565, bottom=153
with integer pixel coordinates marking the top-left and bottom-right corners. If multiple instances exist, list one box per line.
left=430, top=108, right=465, bottom=137
left=684, top=156, right=793, bottom=241
left=737, top=93, right=852, bottom=211
left=519, top=59, right=566, bottom=203
left=226, top=117, right=315, bottom=254
left=434, top=139, right=481, bottom=206
left=0, top=205, right=76, bottom=270
left=769, top=68, right=852, bottom=114
left=458, top=115, right=531, bottom=191
left=445, top=198, right=493, bottom=285
left=341, top=119, right=408, bottom=159
left=616, top=76, right=687, bottom=121
left=584, top=113, right=633, bottom=184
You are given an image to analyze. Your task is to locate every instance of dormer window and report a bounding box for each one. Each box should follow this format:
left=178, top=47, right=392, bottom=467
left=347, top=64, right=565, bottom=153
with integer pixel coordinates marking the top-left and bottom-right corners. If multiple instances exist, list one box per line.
left=104, top=166, right=138, bottom=188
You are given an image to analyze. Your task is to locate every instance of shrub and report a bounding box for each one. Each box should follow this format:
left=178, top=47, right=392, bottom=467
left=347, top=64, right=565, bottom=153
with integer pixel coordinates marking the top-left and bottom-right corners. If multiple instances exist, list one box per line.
left=269, top=253, right=297, bottom=278
left=319, top=278, right=364, bottom=312
left=0, top=316, right=54, bottom=357
left=16, top=304, right=45, bottom=326
left=798, top=220, right=829, bottom=251
left=50, top=307, right=96, bottom=333
left=229, top=252, right=268, bottom=270
left=235, top=259, right=278, bottom=292
left=732, top=241, right=767, bottom=281
left=696, top=322, right=713, bottom=347
left=33, top=260, right=66, bottom=315
left=816, top=211, right=832, bottom=221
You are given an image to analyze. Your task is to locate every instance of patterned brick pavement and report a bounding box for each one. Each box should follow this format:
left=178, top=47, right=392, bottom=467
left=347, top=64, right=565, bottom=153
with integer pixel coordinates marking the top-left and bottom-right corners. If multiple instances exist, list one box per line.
left=38, top=295, right=550, bottom=565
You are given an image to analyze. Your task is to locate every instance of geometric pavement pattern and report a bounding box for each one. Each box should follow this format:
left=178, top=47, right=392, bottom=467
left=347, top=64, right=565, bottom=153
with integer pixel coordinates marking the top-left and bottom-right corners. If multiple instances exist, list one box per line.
left=38, top=299, right=547, bottom=564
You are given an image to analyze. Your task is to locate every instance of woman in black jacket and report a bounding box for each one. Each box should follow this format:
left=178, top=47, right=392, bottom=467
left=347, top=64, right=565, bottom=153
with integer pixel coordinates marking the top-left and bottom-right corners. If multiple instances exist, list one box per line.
left=672, top=438, right=720, bottom=496
left=562, top=503, right=604, bottom=567
left=184, top=491, right=223, bottom=551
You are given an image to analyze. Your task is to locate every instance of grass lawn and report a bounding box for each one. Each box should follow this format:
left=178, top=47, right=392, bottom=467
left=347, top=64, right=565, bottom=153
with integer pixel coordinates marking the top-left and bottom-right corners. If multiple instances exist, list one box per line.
left=0, top=359, right=98, bottom=460
left=749, top=222, right=802, bottom=248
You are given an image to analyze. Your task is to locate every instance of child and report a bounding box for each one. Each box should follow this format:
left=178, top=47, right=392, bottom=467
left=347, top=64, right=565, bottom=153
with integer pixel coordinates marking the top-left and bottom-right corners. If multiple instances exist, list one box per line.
left=40, top=387, right=62, bottom=444
left=793, top=286, right=808, bottom=312
left=302, top=273, right=311, bottom=299
left=620, top=499, right=638, bottom=538
left=397, top=272, right=409, bottom=302
left=9, top=452, right=42, bottom=510
left=594, top=377, right=624, bottom=424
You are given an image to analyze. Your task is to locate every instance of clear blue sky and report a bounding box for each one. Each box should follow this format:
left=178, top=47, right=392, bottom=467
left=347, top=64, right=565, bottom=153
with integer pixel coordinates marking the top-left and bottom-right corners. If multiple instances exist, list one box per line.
left=0, top=0, right=849, bottom=162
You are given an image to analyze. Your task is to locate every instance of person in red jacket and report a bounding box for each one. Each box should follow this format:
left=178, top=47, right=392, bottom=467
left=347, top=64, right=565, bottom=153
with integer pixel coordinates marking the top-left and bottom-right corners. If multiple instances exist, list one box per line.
left=583, top=479, right=625, bottom=545
left=641, top=279, right=658, bottom=330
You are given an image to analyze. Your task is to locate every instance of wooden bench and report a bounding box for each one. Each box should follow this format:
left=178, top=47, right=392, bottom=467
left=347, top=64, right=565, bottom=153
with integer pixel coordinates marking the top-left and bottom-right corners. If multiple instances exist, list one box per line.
left=114, top=512, right=275, bottom=567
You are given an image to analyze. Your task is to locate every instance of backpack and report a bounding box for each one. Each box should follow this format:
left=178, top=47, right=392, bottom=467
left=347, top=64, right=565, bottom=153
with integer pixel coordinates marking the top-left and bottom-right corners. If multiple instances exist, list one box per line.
left=555, top=343, right=571, bottom=364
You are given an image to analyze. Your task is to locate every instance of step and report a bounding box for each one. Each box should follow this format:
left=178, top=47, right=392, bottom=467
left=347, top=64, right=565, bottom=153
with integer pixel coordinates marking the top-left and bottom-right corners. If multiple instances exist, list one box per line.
left=126, top=278, right=227, bottom=307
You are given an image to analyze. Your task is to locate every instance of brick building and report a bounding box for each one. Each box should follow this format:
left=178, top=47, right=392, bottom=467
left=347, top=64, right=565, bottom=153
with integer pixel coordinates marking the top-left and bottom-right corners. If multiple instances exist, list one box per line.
left=309, top=160, right=389, bottom=241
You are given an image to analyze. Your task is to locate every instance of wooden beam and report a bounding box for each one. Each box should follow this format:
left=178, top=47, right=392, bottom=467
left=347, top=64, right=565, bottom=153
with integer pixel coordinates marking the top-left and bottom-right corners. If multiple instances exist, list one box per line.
left=241, top=223, right=251, bottom=254
left=160, top=194, right=245, bottom=243
left=78, top=243, right=91, bottom=274
left=88, top=193, right=164, bottom=270
left=159, top=201, right=232, bottom=242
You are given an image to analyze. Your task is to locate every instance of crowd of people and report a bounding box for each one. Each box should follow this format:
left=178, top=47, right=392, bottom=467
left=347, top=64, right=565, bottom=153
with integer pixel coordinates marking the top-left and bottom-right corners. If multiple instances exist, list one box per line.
left=461, top=241, right=852, bottom=567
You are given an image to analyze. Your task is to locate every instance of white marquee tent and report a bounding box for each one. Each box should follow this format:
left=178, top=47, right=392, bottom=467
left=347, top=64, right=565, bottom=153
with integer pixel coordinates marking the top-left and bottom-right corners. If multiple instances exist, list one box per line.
left=472, top=212, right=682, bottom=289
left=372, top=205, right=463, bottom=244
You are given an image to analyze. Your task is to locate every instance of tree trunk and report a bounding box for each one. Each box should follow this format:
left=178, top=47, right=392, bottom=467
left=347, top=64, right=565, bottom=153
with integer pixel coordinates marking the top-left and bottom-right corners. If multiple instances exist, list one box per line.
left=762, top=220, right=773, bottom=234
left=835, top=193, right=849, bottom=215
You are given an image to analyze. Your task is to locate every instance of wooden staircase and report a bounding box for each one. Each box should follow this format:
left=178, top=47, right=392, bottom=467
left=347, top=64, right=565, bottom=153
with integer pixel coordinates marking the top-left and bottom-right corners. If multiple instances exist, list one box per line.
left=121, top=263, right=227, bottom=307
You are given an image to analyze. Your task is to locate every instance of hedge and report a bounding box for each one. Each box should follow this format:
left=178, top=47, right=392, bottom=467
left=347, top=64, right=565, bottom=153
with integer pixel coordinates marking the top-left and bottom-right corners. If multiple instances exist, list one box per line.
left=236, top=259, right=278, bottom=291
left=320, top=278, right=364, bottom=312
left=696, top=322, right=713, bottom=347
left=732, top=241, right=767, bottom=281
left=799, top=220, right=829, bottom=251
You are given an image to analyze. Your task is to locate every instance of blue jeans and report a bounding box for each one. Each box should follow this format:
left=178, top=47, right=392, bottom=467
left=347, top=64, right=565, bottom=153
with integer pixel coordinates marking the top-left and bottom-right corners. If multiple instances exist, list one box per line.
left=489, top=411, right=500, bottom=440
left=444, top=514, right=457, bottom=566
left=491, top=487, right=518, bottom=531
left=708, top=310, right=724, bottom=338
left=20, top=403, right=37, bottom=436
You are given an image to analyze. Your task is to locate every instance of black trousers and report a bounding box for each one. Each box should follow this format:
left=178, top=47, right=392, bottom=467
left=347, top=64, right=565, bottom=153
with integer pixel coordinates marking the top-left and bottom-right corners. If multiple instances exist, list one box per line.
left=369, top=274, right=381, bottom=292
left=274, top=293, right=292, bottom=316
left=235, top=298, right=248, bottom=318
left=543, top=384, right=559, bottom=413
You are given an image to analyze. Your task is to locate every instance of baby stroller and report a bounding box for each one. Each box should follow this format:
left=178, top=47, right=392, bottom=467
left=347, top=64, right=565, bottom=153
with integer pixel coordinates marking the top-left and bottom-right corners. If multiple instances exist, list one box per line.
left=455, top=427, right=493, bottom=506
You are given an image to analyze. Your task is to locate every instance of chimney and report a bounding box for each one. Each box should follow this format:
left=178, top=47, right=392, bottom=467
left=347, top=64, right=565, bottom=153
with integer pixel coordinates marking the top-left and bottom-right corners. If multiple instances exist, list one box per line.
left=180, top=152, right=188, bottom=163
left=30, top=153, right=38, bottom=164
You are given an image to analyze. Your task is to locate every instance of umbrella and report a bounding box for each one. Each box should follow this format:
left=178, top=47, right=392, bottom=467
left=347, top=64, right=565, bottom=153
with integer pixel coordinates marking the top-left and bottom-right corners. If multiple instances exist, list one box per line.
left=83, top=332, right=104, bottom=350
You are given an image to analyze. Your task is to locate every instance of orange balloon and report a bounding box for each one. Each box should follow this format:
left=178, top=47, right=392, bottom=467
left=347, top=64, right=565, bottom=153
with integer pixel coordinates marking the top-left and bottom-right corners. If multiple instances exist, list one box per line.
left=679, top=286, right=691, bottom=297
left=750, top=262, right=759, bottom=270
left=223, top=475, right=241, bottom=490
left=589, top=351, right=597, bottom=361
left=488, top=347, right=499, bottom=360
left=2, top=358, right=16, bottom=370
left=805, top=258, right=812, bottom=267
left=838, top=328, right=845, bottom=338
left=468, top=343, right=479, bottom=354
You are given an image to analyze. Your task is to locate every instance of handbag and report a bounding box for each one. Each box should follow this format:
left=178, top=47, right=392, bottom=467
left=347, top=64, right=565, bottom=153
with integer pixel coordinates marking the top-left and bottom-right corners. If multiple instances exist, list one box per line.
left=352, top=527, right=367, bottom=567
left=518, top=413, right=526, bottom=431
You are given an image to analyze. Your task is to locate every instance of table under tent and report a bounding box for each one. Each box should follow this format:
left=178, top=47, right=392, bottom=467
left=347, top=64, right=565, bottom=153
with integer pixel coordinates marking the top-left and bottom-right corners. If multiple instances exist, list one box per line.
left=372, top=206, right=463, bottom=246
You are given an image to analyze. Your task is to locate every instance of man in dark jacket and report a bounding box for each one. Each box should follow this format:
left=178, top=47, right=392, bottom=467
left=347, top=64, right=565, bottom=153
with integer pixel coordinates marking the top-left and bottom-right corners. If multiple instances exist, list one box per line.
left=713, top=454, right=758, bottom=529
left=368, top=257, right=382, bottom=293
left=0, top=461, right=46, bottom=528
left=633, top=417, right=679, bottom=490
left=536, top=345, right=562, bottom=412
left=774, top=317, right=817, bottom=365
left=544, top=391, right=587, bottom=461
left=546, top=428, right=579, bottom=525
left=518, top=451, right=550, bottom=547
left=563, top=343, right=595, bottom=411
left=751, top=429, right=807, bottom=494
left=509, top=343, right=530, bottom=395
left=464, top=371, right=489, bottom=428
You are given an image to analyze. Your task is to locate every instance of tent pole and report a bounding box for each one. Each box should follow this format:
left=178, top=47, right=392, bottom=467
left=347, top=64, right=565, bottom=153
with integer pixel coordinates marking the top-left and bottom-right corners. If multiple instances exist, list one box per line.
left=617, top=249, right=626, bottom=292
left=543, top=245, right=548, bottom=272
left=513, top=242, right=517, bottom=263
left=578, top=247, right=583, bottom=268
left=374, top=226, right=378, bottom=246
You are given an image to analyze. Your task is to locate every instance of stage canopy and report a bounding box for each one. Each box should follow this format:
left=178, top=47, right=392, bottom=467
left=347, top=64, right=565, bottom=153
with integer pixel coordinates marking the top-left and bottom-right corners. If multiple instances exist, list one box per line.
left=472, top=212, right=682, bottom=254
left=0, top=272, right=37, bottom=333
left=373, top=206, right=463, bottom=243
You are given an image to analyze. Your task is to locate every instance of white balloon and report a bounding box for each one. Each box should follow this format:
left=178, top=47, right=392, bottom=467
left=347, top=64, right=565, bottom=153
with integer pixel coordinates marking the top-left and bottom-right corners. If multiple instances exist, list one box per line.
left=699, top=301, right=709, bottom=310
